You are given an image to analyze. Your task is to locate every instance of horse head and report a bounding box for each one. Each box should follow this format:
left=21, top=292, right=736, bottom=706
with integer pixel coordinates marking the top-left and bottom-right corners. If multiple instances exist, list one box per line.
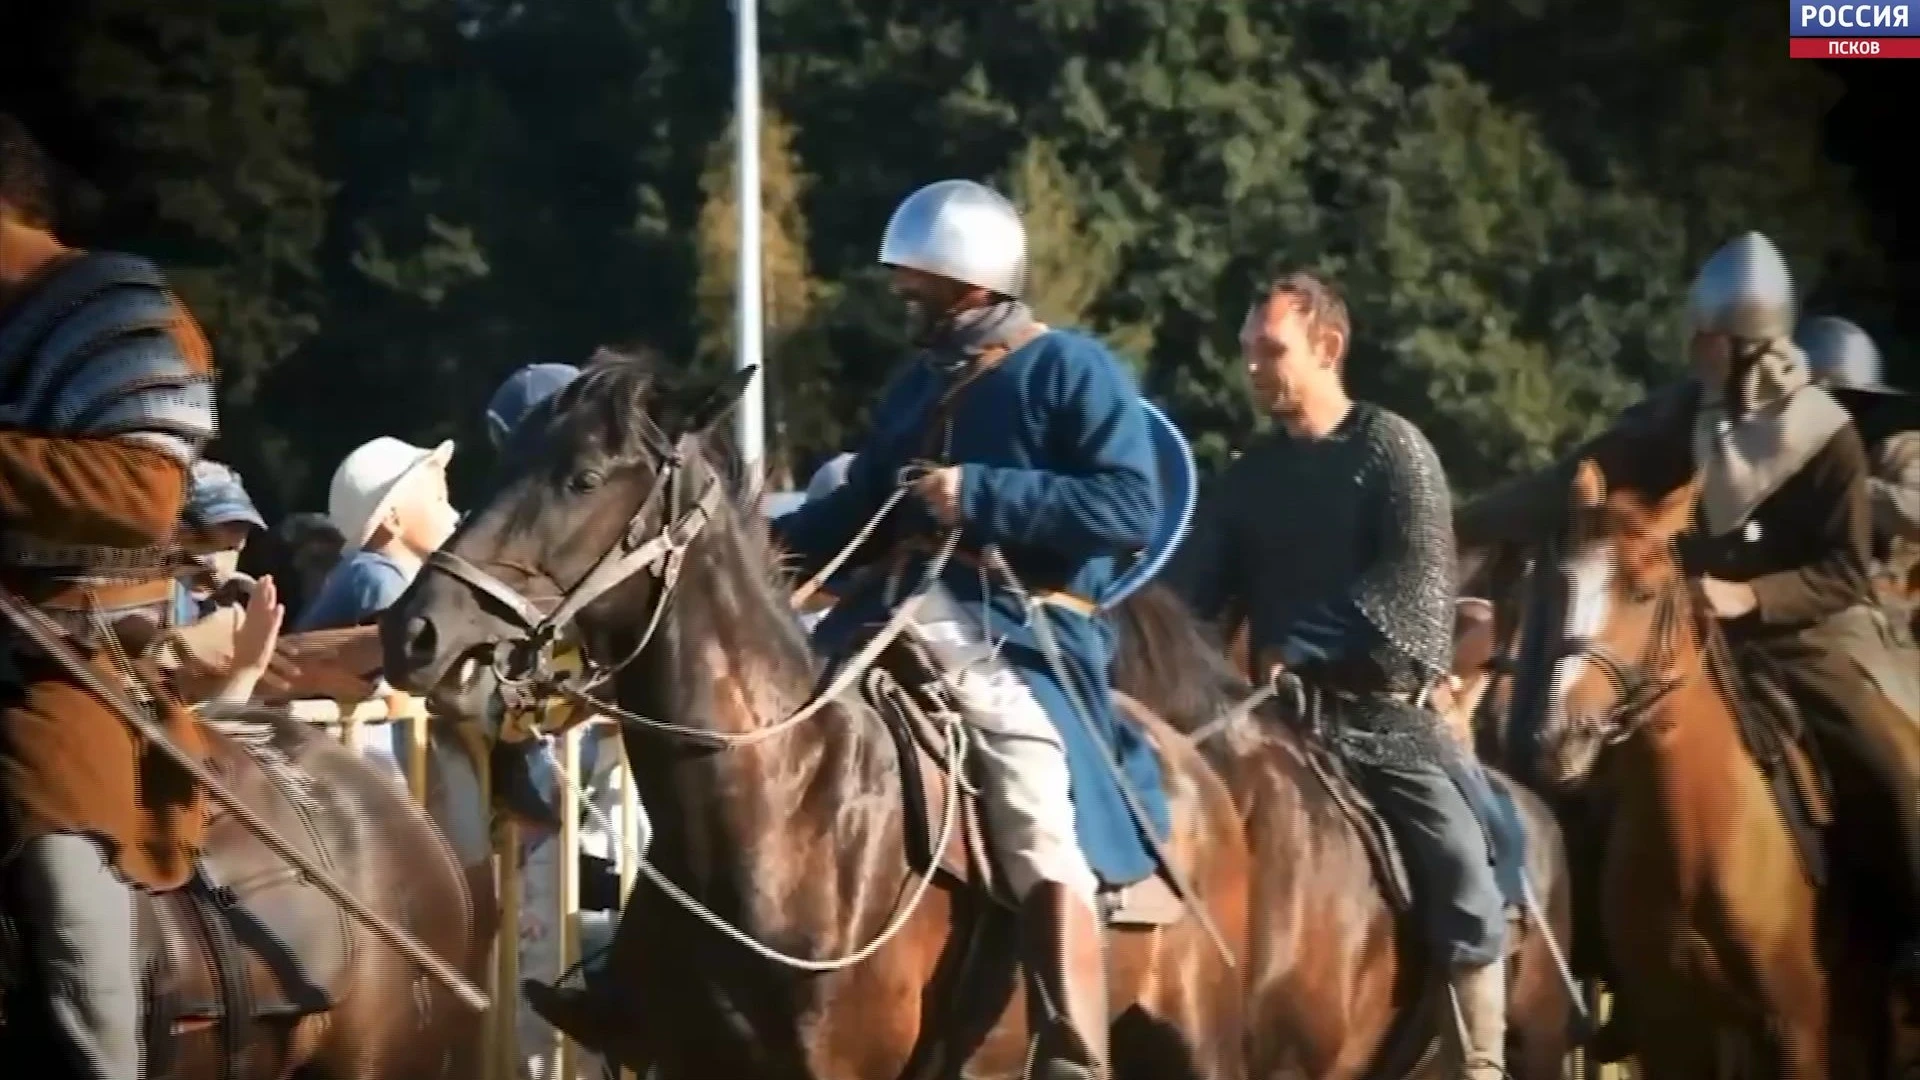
left=382, top=347, right=754, bottom=716
left=1530, top=454, right=1704, bottom=790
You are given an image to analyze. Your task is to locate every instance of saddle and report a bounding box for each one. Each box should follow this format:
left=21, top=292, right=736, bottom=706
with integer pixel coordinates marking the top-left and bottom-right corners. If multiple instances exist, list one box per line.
left=862, top=655, right=1184, bottom=927
left=1291, top=700, right=1534, bottom=956
left=1295, top=733, right=1418, bottom=915
left=3, top=721, right=351, bottom=1078
left=1720, top=642, right=1834, bottom=885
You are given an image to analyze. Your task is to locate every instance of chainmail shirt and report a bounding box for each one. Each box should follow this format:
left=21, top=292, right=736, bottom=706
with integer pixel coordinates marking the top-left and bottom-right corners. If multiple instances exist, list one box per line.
left=1170, top=402, right=1458, bottom=765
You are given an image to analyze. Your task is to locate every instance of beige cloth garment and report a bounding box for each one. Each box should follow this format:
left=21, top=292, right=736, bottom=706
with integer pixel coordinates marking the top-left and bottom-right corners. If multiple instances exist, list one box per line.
left=904, top=582, right=1098, bottom=903
left=1693, top=339, right=1851, bottom=537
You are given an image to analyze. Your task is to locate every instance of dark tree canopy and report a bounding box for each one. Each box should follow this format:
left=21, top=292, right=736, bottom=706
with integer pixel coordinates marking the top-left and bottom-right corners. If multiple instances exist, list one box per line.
left=1, top=0, right=1909, bottom=516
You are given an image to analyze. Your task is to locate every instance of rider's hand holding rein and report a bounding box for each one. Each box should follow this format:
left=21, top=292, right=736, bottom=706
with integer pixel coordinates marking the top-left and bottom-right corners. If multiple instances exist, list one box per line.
left=1700, top=576, right=1759, bottom=620
left=912, top=465, right=964, bottom=526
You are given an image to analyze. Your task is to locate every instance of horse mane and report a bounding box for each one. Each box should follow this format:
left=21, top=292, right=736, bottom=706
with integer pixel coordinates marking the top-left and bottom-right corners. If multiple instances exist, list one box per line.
left=1109, top=584, right=1252, bottom=736
left=1106, top=584, right=1353, bottom=833
left=565, top=346, right=813, bottom=663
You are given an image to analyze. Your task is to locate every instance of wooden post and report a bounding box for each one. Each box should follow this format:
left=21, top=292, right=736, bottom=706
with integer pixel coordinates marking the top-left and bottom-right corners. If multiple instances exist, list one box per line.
left=405, top=715, right=431, bottom=806
left=494, top=816, right=522, bottom=1080
left=615, top=726, right=639, bottom=1080
left=555, top=728, right=581, bottom=1079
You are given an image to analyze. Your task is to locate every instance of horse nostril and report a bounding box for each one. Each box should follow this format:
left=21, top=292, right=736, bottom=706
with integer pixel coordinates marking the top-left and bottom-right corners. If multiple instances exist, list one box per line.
left=404, top=614, right=440, bottom=667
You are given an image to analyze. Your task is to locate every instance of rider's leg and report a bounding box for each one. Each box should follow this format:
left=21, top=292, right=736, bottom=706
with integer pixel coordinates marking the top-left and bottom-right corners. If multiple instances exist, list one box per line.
left=12, top=832, right=141, bottom=1080
left=1811, top=703, right=1920, bottom=988
left=1357, top=758, right=1509, bottom=1079
left=908, top=585, right=1107, bottom=1080
left=1439, top=752, right=1526, bottom=910
left=1779, top=649, right=1920, bottom=985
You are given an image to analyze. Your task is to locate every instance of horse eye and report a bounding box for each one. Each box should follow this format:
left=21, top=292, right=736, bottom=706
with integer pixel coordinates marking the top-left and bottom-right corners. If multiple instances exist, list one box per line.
left=569, top=470, right=605, bottom=493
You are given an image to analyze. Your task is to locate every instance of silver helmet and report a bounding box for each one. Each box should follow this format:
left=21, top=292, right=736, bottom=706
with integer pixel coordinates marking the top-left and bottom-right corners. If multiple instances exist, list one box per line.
left=878, top=179, right=1028, bottom=298
left=1796, top=315, right=1903, bottom=395
left=1687, top=231, right=1795, bottom=341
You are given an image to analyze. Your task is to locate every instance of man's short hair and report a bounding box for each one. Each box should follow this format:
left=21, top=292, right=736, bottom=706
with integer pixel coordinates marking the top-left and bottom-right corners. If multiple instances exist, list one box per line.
left=0, top=114, right=54, bottom=228
left=1259, top=270, right=1351, bottom=367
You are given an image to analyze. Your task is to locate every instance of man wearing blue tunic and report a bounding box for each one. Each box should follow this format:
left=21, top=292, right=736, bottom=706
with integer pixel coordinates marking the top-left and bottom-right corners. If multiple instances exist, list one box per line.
left=774, top=179, right=1166, bottom=1080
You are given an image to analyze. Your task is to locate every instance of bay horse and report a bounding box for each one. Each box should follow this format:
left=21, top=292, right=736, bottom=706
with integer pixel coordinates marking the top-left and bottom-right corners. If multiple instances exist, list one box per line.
left=380, top=352, right=1249, bottom=1079
left=1107, top=584, right=1577, bottom=1079
left=1519, top=451, right=1901, bottom=1078
left=0, top=708, right=481, bottom=1079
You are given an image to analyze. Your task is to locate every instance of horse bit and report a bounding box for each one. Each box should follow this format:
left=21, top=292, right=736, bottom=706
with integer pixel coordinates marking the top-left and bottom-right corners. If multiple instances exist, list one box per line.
left=1545, top=555, right=1692, bottom=747
left=421, top=424, right=724, bottom=716
left=416, top=435, right=978, bottom=973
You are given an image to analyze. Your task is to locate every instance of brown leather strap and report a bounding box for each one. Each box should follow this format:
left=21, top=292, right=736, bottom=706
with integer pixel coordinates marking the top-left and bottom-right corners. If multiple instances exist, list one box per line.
left=914, top=323, right=1050, bottom=462
left=885, top=536, right=1095, bottom=615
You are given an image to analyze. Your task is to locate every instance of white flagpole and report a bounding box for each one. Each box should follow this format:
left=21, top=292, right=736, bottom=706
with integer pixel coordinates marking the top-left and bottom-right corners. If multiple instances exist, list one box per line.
left=733, top=0, right=766, bottom=483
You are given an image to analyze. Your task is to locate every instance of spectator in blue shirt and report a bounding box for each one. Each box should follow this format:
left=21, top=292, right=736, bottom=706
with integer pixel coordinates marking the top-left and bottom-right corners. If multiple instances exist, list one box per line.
left=296, top=437, right=459, bottom=633
left=297, top=436, right=459, bottom=781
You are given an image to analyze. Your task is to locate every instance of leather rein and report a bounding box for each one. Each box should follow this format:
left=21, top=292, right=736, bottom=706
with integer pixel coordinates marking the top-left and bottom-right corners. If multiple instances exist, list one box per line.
left=1539, top=538, right=1696, bottom=749
left=417, top=426, right=956, bottom=753
left=422, top=425, right=722, bottom=717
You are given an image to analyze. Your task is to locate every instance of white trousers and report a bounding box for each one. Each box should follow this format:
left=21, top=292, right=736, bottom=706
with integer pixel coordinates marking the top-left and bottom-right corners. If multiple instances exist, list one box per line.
left=903, top=584, right=1096, bottom=902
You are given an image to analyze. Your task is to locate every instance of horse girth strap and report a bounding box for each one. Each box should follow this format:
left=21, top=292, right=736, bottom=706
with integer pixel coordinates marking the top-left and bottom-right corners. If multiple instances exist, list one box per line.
left=0, top=583, right=490, bottom=1013
left=426, top=470, right=725, bottom=643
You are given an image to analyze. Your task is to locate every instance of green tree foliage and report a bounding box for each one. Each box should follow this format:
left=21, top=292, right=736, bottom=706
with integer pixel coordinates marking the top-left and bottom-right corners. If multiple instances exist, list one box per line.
left=1003, top=136, right=1154, bottom=369
left=692, top=108, right=829, bottom=487
left=3, top=0, right=1889, bottom=509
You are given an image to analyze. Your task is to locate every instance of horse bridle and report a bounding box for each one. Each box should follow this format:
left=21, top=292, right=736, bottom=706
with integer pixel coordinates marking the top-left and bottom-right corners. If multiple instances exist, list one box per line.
left=1543, top=545, right=1691, bottom=748
left=421, top=425, right=725, bottom=703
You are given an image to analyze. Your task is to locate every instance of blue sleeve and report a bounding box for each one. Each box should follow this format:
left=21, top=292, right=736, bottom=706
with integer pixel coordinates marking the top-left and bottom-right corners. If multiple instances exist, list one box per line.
left=293, top=557, right=409, bottom=632
left=1274, top=602, right=1382, bottom=669
left=771, top=452, right=893, bottom=577
left=955, top=342, right=1160, bottom=559
left=292, top=572, right=345, bottom=632
left=1165, top=473, right=1239, bottom=626
left=771, top=372, right=923, bottom=576
left=349, top=559, right=410, bottom=617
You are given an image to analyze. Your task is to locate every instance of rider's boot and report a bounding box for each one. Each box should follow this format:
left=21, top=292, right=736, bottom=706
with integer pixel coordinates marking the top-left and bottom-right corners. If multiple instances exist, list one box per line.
left=1020, top=882, right=1109, bottom=1080
left=524, top=973, right=614, bottom=1052
left=1451, top=957, right=1508, bottom=1080
left=14, top=833, right=142, bottom=1080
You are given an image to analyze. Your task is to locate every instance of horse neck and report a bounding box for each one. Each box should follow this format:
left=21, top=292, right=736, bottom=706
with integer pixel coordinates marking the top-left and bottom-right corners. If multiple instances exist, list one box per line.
left=612, top=511, right=902, bottom=924
left=1610, top=592, right=1754, bottom=808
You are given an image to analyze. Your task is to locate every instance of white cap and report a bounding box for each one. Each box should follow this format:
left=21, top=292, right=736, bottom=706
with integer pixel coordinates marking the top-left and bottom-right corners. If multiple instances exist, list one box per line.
left=328, top=436, right=454, bottom=548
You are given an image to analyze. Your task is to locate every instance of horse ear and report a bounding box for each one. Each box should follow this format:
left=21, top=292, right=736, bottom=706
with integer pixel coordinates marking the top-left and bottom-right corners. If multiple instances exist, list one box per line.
left=663, top=365, right=759, bottom=440
left=1570, top=458, right=1607, bottom=512
left=1647, top=473, right=1702, bottom=538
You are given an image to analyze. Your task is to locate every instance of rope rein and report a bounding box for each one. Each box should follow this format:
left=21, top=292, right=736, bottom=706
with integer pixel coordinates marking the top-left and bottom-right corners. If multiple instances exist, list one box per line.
left=478, top=470, right=973, bottom=972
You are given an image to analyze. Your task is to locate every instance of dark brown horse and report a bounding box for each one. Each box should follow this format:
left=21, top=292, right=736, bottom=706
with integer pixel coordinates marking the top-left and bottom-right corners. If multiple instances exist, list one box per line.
left=380, top=353, right=1249, bottom=1079
left=0, top=709, right=481, bottom=1079
left=1107, top=584, right=1577, bottom=1080
left=1517, top=452, right=1905, bottom=1078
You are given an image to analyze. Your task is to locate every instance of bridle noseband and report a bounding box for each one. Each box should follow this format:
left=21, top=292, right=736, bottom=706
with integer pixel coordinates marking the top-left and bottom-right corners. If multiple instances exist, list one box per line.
left=1546, top=542, right=1692, bottom=750
left=422, top=427, right=724, bottom=703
